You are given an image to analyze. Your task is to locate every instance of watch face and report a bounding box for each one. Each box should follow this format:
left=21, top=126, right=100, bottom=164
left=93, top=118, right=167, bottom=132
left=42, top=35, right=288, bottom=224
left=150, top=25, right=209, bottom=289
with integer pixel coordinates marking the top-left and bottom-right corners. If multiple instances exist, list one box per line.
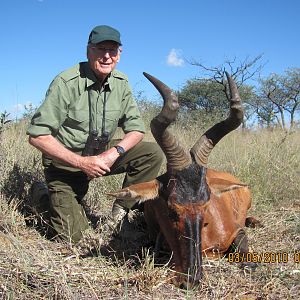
left=115, top=145, right=125, bottom=156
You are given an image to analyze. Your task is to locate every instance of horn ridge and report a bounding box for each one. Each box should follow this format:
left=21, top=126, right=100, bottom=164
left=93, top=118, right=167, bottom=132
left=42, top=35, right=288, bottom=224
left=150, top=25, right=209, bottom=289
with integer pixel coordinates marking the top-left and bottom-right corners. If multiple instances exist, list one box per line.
left=191, top=73, right=244, bottom=167
left=144, top=72, right=192, bottom=172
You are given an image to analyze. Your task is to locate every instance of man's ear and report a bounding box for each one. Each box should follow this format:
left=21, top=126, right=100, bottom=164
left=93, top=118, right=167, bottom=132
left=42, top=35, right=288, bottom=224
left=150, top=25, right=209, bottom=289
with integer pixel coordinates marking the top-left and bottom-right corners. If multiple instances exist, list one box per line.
left=107, top=179, right=161, bottom=204
left=117, top=47, right=122, bottom=62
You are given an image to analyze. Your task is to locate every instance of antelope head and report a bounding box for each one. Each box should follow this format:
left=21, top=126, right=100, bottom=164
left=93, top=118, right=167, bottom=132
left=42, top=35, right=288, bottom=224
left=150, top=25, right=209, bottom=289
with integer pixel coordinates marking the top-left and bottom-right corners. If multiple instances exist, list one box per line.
left=108, top=72, right=244, bottom=288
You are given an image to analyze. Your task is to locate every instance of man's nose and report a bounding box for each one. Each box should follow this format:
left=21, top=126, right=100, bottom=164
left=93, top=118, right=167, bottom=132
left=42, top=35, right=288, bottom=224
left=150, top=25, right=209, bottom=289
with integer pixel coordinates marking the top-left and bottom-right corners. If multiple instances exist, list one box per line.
left=103, top=51, right=111, bottom=58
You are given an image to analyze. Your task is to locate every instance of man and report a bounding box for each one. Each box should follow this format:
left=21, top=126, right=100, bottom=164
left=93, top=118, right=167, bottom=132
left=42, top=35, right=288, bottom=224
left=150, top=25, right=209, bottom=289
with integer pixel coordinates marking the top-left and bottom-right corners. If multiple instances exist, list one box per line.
left=27, top=25, right=163, bottom=244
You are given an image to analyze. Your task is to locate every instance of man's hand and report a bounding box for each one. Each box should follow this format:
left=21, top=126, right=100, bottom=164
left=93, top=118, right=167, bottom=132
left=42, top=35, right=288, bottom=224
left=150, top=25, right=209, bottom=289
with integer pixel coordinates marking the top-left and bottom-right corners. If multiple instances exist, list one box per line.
left=79, top=147, right=119, bottom=178
left=29, top=135, right=113, bottom=178
left=81, top=131, right=144, bottom=179
left=28, top=131, right=144, bottom=179
left=78, top=155, right=111, bottom=178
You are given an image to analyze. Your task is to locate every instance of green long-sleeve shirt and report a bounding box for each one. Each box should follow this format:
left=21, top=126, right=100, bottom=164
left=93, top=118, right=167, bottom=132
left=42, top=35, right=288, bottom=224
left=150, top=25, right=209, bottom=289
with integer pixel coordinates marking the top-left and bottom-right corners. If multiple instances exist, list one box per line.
left=27, top=62, right=145, bottom=151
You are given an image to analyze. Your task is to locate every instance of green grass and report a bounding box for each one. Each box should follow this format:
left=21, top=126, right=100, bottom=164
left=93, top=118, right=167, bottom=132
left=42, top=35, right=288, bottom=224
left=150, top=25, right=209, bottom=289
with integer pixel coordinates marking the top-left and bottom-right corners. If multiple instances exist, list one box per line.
left=0, top=117, right=299, bottom=299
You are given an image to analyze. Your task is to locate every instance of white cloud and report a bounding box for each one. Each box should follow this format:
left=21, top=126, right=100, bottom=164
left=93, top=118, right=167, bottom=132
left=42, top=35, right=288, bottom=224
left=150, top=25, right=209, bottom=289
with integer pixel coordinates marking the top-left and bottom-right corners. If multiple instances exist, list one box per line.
left=167, top=49, right=184, bottom=67
left=13, top=103, right=24, bottom=112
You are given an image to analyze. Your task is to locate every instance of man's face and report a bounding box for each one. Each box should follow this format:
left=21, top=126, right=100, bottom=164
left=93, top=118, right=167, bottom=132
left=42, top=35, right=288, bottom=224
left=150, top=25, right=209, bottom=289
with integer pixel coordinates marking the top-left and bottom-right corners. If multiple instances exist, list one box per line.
left=87, top=41, right=121, bottom=81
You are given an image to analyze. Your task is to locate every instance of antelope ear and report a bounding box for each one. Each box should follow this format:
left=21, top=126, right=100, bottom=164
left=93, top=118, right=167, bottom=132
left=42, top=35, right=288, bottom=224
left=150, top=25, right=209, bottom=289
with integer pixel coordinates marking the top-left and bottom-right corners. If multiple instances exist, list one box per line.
left=107, top=179, right=161, bottom=204
left=208, top=178, right=248, bottom=196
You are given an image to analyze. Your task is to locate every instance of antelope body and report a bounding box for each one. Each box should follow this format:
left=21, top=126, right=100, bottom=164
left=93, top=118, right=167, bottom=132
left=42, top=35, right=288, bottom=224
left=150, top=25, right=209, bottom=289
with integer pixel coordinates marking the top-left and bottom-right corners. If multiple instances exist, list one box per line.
left=109, top=72, right=253, bottom=288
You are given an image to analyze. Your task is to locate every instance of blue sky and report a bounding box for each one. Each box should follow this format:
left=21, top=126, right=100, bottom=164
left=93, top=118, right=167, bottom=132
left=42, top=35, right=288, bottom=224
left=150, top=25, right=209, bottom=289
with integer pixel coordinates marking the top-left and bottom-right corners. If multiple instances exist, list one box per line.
left=1, top=0, right=299, bottom=118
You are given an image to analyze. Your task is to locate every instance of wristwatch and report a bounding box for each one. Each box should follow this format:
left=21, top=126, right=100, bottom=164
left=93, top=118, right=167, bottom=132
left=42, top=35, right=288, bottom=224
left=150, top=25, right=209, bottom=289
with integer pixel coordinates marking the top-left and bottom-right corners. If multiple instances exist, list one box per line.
left=114, top=145, right=126, bottom=157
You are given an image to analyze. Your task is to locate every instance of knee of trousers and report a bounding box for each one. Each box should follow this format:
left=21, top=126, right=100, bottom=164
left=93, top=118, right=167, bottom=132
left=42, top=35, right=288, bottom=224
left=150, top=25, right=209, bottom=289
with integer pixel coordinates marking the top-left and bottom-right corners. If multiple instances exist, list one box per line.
left=138, top=142, right=164, bottom=176
left=147, top=142, right=164, bottom=165
left=124, top=141, right=164, bottom=183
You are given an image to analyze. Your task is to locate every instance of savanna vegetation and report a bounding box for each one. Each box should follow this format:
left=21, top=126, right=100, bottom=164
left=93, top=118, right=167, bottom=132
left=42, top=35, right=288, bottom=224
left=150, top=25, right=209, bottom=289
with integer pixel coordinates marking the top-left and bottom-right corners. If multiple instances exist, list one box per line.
left=0, top=62, right=299, bottom=299
left=0, top=113, right=299, bottom=299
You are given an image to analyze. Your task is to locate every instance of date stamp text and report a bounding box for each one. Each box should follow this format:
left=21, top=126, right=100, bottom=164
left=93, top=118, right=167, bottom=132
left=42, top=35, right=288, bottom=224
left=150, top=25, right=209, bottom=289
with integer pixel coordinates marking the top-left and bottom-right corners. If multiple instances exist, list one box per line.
left=228, top=252, right=300, bottom=263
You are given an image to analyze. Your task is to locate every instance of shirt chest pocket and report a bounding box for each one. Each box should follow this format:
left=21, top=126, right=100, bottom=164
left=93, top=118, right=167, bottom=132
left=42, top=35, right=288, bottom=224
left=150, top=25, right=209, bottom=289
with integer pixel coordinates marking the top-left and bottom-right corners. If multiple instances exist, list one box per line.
left=103, top=109, right=121, bottom=137
left=64, top=109, right=89, bottom=133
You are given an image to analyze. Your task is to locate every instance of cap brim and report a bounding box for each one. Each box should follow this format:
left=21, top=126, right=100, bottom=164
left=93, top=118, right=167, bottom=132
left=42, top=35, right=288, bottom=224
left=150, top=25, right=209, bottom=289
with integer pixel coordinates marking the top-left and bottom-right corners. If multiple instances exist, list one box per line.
left=89, top=35, right=122, bottom=45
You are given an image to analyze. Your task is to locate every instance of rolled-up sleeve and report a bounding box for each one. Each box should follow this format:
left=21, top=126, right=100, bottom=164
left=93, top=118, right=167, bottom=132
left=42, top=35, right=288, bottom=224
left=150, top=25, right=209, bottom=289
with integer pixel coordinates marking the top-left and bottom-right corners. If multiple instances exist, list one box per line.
left=27, top=76, right=69, bottom=137
left=119, top=82, right=145, bottom=134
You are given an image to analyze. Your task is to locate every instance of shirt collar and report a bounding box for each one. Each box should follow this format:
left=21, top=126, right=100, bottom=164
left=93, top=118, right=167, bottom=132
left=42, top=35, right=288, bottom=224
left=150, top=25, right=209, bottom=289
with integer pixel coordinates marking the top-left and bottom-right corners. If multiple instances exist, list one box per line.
left=83, top=62, right=99, bottom=88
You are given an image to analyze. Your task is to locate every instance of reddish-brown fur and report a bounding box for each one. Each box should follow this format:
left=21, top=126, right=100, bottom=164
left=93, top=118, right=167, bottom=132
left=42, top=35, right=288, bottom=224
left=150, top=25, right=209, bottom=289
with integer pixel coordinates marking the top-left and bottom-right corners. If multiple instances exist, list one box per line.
left=143, top=168, right=251, bottom=286
left=109, top=72, right=252, bottom=288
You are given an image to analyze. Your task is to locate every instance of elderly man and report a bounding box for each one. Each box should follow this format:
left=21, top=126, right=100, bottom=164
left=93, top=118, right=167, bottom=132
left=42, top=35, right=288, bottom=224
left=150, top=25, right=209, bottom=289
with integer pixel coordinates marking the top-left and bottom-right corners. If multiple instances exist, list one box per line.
left=27, top=25, right=163, bottom=244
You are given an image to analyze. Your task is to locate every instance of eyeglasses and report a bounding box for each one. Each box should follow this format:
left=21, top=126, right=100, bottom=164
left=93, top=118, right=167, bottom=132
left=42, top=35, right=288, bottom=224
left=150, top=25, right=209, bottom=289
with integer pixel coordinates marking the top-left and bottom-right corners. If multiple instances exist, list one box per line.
left=89, top=46, right=120, bottom=57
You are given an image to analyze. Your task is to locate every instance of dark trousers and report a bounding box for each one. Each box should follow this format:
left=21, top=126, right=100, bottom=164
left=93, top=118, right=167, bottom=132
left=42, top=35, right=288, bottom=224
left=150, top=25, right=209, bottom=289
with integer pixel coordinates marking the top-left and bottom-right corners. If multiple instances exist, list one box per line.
left=44, top=141, right=164, bottom=243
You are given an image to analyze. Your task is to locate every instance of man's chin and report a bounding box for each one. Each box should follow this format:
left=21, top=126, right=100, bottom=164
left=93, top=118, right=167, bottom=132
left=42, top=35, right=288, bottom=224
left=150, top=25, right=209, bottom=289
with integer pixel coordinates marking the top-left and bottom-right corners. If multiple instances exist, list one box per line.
left=95, top=69, right=112, bottom=79
left=100, top=67, right=113, bottom=74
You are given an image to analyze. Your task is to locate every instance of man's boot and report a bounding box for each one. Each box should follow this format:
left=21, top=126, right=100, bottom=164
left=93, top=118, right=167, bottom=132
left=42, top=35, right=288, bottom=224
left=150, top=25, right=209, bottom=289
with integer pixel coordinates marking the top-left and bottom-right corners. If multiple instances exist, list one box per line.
left=100, top=200, right=128, bottom=242
left=30, top=181, right=53, bottom=236
left=30, top=181, right=50, bottom=218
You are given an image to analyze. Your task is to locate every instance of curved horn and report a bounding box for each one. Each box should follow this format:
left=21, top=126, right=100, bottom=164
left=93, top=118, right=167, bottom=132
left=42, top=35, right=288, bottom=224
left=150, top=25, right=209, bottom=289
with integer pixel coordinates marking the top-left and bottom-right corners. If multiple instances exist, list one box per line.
left=143, top=72, right=192, bottom=172
left=190, top=72, right=244, bottom=167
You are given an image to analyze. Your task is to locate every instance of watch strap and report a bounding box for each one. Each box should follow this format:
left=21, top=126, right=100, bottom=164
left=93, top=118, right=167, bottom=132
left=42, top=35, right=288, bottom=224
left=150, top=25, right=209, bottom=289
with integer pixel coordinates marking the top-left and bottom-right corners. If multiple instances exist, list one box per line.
left=114, top=145, right=125, bottom=157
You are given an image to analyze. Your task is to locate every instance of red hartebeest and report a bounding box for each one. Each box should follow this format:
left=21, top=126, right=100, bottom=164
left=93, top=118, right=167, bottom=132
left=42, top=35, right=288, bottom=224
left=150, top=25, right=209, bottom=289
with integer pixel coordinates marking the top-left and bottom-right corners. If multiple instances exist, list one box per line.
left=109, top=72, right=255, bottom=288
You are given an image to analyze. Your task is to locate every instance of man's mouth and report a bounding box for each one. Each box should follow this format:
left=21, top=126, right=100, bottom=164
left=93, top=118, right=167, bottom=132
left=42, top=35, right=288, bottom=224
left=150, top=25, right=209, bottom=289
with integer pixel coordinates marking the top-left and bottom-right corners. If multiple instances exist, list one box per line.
left=100, top=62, right=111, bottom=68
left=99, top=61, right=111, bottom=65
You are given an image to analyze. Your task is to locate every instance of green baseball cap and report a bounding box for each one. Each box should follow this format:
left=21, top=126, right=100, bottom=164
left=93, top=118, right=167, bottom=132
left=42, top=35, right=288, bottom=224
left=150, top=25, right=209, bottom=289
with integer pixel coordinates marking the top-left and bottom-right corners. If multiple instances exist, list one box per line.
left=88, top=25, right=122, bottom=45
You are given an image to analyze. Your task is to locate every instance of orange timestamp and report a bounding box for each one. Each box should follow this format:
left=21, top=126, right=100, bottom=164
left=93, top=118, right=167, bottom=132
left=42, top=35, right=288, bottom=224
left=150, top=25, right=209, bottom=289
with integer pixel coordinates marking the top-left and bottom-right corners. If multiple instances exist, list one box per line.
left=228, top=252, right=300, bottom=263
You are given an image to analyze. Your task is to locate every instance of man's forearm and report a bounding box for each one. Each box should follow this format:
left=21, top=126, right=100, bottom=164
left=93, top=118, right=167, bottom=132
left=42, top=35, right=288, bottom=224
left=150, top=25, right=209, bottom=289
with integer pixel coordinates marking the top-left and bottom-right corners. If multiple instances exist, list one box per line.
left=28, top=135, right=82, bottom=168
left=28, top=131, right=145, bottom=177
left=116, top=131, right=144, bottom=152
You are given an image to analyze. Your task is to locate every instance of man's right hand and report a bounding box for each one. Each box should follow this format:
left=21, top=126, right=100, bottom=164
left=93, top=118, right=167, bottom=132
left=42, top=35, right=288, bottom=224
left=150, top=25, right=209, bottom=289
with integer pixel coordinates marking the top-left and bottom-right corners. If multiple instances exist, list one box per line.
left=78, top=155, right=111, bottom=179
left=29, top=135, right=111, bottom=179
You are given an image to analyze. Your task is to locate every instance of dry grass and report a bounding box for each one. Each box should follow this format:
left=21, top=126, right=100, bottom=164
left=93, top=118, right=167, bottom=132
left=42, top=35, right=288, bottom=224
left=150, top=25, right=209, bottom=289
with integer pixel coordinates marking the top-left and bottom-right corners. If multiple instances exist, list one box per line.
left=0, top=118, right=299, bottom=299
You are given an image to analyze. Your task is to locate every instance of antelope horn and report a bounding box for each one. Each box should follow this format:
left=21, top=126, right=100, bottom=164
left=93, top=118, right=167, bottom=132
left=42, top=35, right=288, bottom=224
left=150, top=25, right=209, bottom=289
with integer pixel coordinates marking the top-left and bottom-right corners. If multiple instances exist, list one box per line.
left=143, top=72, right=192, bottom=172
left=190, top=72, right=244, bottom=167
